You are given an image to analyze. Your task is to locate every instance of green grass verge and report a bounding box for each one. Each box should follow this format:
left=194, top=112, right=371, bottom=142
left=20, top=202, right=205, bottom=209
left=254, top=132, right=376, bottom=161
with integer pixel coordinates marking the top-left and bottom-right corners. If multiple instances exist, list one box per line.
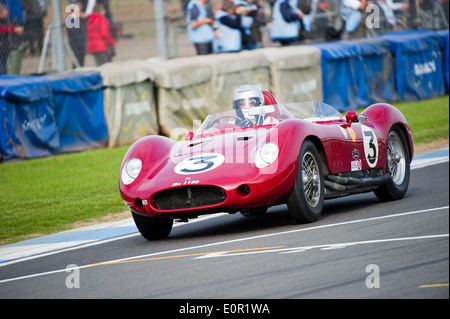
left=392, top=95, right=449, bottom=144
left=0, top=146, right=129, bottom=245
left=0, top=95, right=448, bottom=245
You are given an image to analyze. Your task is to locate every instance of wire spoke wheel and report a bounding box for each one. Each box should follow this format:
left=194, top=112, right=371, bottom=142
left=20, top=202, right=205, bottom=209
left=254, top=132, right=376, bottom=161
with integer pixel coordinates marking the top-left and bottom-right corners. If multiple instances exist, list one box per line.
left=287, top=140, right=324, bottom=223
left=386, top=131, right=406, bottom=185
left=374, top=125, right=410, bottom=201
left=302, top=152, right=321, bottom=207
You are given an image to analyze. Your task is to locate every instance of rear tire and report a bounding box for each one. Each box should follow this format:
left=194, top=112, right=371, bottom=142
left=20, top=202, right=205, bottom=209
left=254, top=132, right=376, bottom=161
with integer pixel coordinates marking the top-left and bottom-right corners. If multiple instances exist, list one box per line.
left=287, top=140, right=324, bottom=223
left=132, top=212, right=173, bottom=240
left=374, top=125, right=410, bottom=201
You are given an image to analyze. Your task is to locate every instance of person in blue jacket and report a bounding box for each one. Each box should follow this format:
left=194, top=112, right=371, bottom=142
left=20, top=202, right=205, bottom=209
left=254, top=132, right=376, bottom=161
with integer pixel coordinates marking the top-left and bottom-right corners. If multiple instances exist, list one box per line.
left=186, top=0, right=215, bottom=55
left=213, top=0, right=243, bottom=53
left=0, top=1, right=23, bottom=74
left=270, top=0, right=304, bottom=45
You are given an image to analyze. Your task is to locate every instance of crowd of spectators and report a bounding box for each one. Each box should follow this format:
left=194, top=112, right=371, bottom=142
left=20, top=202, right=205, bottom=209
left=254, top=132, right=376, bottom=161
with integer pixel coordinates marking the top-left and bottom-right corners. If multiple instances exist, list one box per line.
left=0, top=0, right=117, bottom=74
left=0, top=0, right=449, bottom=73
left=1, top=0, right=46, bottom=74
left=66, top=0, right=116, bottom=68
left=185, top=0, right=449, bottom=54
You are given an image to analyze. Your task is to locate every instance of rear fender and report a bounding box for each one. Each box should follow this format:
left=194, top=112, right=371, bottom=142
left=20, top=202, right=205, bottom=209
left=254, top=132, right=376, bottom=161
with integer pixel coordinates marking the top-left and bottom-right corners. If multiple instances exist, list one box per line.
left=362, top=103, right=414, bottom=162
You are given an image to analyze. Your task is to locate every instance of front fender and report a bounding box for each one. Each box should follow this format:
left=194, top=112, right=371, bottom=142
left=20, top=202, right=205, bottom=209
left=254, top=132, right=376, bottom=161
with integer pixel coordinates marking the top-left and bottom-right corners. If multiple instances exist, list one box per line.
left=119, top=135, right=176, bottom=187
left=272, top=119, right=314, bottom=188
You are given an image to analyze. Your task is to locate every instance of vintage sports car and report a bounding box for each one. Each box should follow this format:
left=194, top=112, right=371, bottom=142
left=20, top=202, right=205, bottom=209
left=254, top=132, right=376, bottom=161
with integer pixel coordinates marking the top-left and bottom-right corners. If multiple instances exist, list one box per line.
left=119, top=91, right=413, bottom=240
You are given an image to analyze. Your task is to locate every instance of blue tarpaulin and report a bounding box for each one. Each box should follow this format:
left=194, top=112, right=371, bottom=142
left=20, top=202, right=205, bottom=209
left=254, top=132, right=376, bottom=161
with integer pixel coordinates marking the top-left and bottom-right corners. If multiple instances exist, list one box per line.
left=346, top=37, right=396, bottom=105
left=311, top=38, right=395, bottom=111
left=45, top=70, right=108, bottom=153
left=436, top=29, right=449, bottom=93
left=0, top=75, right=60, bottom=162
left=380, top=31, right=445, bottom=101
left=311, top=42, right=360, bottom=111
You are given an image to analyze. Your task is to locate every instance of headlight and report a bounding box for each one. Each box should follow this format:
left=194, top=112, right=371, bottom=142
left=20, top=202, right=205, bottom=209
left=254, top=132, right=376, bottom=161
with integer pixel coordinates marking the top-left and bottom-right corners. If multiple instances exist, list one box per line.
left=255, top=142, right=279, bottom=168
left=121, top=157, right=142, bottom=185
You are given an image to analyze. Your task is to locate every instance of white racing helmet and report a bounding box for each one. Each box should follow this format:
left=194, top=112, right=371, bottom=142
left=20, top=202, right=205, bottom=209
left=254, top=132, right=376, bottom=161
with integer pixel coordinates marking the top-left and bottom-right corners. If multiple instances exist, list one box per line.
left=232, top=84, right=265, bottom=119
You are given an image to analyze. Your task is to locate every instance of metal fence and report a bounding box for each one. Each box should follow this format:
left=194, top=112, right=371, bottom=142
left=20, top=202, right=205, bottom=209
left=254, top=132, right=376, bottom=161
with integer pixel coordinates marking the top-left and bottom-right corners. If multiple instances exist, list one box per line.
left=0, top=0, right=448, bottom=76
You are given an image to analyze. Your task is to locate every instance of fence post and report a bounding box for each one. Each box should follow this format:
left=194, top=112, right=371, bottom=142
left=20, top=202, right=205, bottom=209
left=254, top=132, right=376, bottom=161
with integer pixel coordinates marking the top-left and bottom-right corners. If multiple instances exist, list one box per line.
left=155, top=0, right=168, bottom=59
left=51, top=0, right=67, bottom=71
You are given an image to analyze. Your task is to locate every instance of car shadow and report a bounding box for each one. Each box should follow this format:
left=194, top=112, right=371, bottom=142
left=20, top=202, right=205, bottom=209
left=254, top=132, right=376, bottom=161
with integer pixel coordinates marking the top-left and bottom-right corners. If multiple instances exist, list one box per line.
left=166, top=193, right=381, bottom=241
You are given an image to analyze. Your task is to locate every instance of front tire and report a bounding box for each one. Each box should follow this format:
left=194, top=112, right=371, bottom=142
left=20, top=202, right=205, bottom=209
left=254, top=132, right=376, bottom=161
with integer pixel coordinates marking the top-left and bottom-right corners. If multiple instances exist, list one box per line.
left=287, top=140, right=324, bottom=223
left=132, top=212, right=173, bottom=240
left=374, top=125, right=410, bottom=201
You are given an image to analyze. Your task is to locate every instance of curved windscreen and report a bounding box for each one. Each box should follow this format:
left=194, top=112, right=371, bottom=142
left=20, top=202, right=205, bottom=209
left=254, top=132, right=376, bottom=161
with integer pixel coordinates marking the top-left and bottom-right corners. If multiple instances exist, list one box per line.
left=283, top=101, right=344, bottom=120
left=193, top=102, right=343, bottom=138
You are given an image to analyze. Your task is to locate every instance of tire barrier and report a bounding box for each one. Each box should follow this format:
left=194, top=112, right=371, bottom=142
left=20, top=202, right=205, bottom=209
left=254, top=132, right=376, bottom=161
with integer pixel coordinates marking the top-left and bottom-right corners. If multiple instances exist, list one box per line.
left=0, top=29, right=448, bottom=162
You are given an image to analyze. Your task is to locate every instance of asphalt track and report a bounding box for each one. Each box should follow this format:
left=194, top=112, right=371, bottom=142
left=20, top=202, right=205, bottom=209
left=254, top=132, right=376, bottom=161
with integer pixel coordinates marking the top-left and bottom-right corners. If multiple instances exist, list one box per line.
left=0, top=148, right=448, bottom=301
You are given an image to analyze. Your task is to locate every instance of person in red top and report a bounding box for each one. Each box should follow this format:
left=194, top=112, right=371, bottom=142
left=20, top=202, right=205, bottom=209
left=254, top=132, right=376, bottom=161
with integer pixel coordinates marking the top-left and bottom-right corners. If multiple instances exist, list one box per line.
left=87, top=4, right=115, bottom=66
left=0, top=2, right=23, bottom=74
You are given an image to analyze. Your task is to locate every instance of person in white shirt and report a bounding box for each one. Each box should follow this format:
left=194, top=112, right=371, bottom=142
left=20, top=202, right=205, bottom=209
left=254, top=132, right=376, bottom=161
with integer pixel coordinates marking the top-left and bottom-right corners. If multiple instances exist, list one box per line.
left=376, top=0, right=408, bottom=30
left=340, top=0, right=367, bottom=33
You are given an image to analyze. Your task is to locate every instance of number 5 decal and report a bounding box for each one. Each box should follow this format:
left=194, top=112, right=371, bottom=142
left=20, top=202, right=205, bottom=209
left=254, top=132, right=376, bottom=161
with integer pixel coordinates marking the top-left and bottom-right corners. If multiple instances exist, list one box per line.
left=174, top=153, right=225, bottom=175
left=361, top=126, right=378, bottom=168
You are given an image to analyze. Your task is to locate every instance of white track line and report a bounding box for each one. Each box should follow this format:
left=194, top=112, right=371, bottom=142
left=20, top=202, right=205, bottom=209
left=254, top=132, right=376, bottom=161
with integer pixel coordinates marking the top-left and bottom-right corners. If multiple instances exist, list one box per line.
left=0, top=205, right=447, bottom=284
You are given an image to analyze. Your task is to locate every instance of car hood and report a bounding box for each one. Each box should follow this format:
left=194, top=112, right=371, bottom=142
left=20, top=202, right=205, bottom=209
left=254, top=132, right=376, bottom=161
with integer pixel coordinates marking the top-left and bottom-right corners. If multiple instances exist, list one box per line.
left=171, top=128, right=271, bottom=160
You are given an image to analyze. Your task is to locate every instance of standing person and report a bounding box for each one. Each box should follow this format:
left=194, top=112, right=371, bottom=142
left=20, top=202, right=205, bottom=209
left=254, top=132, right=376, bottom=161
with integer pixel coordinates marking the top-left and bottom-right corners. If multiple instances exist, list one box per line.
left=4, top=0, right=24, bottom=74
left=86, top=4, right=115, bottom=66
left=213, top=0, right=243, bottom=53
left=66, top=0, right=91, bottom=67
left=252, top=0, right=267, bottom=48
left=270, top=0, right=304, bottom=46
left=234, top=0, right=262, bottom=50
left=186, top=0, right=214, bottom=55
left=376, top=0, right=408, bottom=31
left=0, top=1, right=23, bottom=74
left=22, top=0, right=46, bottom=55
left=340, top=0, right=367, bottom=35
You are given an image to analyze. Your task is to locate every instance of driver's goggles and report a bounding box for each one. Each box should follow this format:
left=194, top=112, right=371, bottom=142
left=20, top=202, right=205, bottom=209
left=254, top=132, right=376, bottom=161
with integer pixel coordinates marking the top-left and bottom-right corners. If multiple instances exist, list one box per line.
left=235, top=98, right=260, bottom=108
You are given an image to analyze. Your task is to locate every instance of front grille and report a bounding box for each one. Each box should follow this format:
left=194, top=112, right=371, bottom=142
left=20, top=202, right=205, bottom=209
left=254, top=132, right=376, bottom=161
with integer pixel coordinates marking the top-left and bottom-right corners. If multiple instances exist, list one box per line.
left=152, top=186, right=226, bottom=210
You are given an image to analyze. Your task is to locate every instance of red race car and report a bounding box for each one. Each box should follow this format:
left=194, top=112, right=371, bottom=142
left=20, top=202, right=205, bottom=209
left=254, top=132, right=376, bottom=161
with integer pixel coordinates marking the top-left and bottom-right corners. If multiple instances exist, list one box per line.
left=119, top=89, right=413, bottom=240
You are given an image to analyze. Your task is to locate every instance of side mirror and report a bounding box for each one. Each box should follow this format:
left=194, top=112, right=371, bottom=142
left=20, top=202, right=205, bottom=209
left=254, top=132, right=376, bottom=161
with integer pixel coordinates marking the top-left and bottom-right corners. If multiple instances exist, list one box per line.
left=345, top=110, right=358, bottom=124
left=185, top=132, right=194, bottom=141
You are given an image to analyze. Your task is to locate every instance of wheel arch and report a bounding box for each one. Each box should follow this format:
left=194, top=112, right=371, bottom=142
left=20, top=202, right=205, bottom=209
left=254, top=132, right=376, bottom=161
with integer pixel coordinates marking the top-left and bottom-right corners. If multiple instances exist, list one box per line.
left=391, top=122, right=414, bottom=163
left=304, top=135, right=330, bottom=176
left=362, top=103, right=414, bottom=162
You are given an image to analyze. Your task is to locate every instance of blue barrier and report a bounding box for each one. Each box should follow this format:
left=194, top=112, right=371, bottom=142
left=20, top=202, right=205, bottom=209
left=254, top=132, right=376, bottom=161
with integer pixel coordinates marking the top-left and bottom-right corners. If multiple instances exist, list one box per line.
left=45, top=70, right=108, bottom=153
left=311, top=41, right=360, bottom=111
left=436, top=29, right=449, bottom=93
left=380, top=30, right=445, bottom=101
left=0, top=75, right=60, bottom=162
left=346, top=37, right=396, bottom=105
left=311, top=37, right=396, bottom=111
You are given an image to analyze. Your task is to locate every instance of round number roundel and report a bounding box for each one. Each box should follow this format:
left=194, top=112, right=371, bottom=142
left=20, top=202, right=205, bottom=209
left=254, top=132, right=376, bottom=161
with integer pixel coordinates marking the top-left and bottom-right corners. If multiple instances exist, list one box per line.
left=361, top=125, right=378, bottom=168
left=174, top=153, right=225, bottom=175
